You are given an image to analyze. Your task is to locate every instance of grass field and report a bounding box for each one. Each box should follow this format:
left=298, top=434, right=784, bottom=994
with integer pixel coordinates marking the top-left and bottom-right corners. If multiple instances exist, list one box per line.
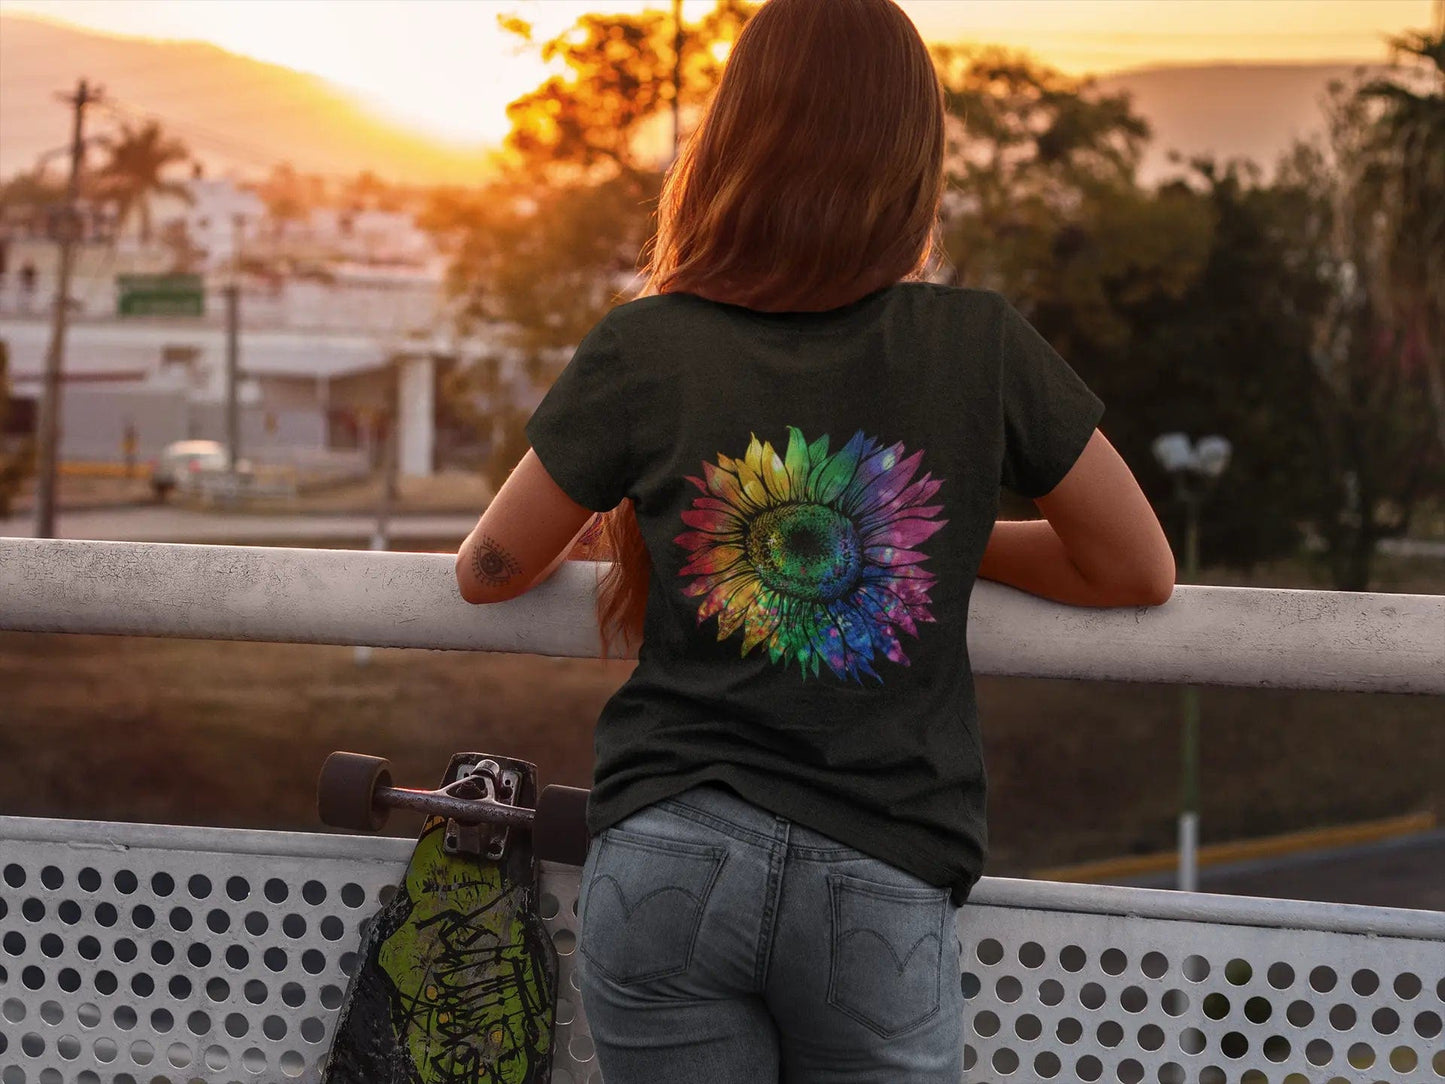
left=1, top=550, right=1440, bottom=876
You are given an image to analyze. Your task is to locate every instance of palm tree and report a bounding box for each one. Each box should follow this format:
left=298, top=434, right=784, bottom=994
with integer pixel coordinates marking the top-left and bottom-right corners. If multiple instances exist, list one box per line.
left=95, top=121, right=192, bottom=246
left=1356, top=26, right=1445, bottom=453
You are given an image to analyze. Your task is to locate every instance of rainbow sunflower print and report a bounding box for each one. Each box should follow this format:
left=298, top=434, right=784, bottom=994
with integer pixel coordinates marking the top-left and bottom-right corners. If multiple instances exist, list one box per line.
left=675, top=426, right=947, bottom=683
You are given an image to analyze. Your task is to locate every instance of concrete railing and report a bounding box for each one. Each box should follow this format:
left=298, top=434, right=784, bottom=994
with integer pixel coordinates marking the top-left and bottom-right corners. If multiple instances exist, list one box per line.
left=2, top=537, right=1443, bottom=1084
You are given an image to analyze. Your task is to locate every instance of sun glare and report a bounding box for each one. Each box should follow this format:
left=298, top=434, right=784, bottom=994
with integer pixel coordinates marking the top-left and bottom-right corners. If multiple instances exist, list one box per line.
left=0, top=0, right=1433, bottom=146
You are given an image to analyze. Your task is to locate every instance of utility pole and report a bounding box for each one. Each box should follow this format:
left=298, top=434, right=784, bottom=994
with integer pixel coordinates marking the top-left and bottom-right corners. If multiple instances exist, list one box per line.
left=672, top=0, right=684, bottom=163
left=355, top=357, right=401, bottom=667
left=225, top=213, right=244, bottom=476
left=33, top=78, right=102, bottom=539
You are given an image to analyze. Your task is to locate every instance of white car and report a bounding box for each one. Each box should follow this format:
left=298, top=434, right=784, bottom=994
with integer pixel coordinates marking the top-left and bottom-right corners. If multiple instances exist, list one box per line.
left=150, top=440, right=251, bottom=500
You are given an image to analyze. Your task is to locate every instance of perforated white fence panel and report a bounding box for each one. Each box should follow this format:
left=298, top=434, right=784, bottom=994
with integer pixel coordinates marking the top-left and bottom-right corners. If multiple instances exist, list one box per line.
left=2, top=816, right=1441, bottom=1084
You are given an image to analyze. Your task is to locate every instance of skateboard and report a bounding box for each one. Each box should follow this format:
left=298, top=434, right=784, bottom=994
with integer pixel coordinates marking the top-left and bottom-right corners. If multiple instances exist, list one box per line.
left=316, top=751, right=590, bottom=1083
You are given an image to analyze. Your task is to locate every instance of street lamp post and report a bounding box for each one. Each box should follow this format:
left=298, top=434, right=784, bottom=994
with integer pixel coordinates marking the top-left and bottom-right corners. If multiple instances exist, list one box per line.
left=1152, top=432, right=1231, bottom=892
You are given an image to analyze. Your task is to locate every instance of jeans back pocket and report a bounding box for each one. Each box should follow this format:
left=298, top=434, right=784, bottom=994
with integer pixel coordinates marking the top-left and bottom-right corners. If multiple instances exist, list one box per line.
left=826, top=872, right=949, bottom=1038
left=579, top=827, right=727, bottom=986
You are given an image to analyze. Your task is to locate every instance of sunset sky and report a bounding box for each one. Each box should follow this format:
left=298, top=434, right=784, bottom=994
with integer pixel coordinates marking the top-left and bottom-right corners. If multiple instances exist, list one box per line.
left=0, top=0, right=1437, bottom=143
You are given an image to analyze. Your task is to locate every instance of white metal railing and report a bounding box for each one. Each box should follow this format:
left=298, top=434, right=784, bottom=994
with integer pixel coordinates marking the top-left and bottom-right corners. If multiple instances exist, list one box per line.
left=2, top=537, right=1443, bottom=1084
left=2, top=538, right=1441, bottom=693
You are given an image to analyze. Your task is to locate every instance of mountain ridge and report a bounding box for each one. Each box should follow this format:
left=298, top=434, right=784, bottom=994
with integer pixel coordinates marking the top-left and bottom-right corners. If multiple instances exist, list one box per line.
left=0, top=12, right=1386, bottom=188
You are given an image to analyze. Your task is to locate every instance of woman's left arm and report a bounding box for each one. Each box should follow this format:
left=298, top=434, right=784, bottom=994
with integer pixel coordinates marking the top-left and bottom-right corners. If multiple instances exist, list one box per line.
left=455, top=449, right=598, bottom=604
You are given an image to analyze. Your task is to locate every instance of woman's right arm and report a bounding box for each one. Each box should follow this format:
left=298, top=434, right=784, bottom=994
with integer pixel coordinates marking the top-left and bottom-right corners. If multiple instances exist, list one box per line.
left=978, top=429, right=1175, bottom=607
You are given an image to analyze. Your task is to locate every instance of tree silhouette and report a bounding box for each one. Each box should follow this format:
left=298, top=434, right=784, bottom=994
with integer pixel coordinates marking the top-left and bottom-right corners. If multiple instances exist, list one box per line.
left=94, top=121, right=191, bottom=246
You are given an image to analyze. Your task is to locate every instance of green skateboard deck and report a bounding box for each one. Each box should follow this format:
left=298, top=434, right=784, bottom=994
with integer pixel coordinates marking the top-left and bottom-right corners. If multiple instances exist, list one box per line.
left=322, top=753, right=558, bottom=1083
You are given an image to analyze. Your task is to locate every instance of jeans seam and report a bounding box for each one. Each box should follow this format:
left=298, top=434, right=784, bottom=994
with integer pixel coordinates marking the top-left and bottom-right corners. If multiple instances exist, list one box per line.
left=753, top=817, right=789, bottom=992
left=656, top=797, right=779, bottom=850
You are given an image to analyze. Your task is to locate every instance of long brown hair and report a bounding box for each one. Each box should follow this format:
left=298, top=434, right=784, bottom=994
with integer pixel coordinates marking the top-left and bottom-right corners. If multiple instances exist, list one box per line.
left=596, top=0, right=946, bottom=658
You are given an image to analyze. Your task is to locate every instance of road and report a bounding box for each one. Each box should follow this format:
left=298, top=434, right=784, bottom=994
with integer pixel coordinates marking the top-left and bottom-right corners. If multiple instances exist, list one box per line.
left=1116, top=831, right=1445, bottom=912
left=0, top=505, right=479, bottom=543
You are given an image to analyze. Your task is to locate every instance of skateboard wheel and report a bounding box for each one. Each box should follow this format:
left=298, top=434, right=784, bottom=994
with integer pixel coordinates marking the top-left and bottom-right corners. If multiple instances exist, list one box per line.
left=533, top=785, right=591, bottom=866
left=318, top=752, right=392, bottom=832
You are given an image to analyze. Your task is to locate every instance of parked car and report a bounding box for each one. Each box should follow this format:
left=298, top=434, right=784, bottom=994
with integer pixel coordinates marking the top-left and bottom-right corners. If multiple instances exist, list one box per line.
left=150, top=440, right=250, bottom=501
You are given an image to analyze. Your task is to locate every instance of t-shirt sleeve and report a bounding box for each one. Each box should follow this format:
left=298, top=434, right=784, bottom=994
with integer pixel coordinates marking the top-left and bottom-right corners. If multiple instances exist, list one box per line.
left=995, top=294, right=1105, bottom=498
left=524, top=317, right=633, bottom=512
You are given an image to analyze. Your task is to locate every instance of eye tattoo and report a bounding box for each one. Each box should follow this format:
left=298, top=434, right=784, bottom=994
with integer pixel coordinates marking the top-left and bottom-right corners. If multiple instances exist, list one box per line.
left=471, top=535, right=523, bottom=587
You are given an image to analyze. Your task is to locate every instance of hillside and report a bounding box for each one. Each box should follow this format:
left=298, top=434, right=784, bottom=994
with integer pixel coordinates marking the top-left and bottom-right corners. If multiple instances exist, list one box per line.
left=0, top=13, right=1389, bottom=188
left=0, top=14, right=499, bottom=185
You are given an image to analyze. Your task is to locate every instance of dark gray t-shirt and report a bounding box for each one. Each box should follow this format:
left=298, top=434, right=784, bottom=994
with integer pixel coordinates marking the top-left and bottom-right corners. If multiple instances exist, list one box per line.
left=525, top=282, right=1103, bottom=903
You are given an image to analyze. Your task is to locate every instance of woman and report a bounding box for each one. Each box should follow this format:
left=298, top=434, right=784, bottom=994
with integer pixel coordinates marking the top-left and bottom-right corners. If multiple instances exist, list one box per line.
left=455, top=0, right=1174, bottom=1079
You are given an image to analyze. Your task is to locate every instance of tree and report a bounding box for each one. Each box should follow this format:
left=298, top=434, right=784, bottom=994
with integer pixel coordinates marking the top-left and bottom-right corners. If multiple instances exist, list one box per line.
left=432, top=3, right=759, bottom=493
left=93, top=121, right=191, bottom=245
left=1271, top=77, right=1445, bottom=590
left=1355, top=27, right=1445, bottom=456
left=0, top=340, right=34, bottom=519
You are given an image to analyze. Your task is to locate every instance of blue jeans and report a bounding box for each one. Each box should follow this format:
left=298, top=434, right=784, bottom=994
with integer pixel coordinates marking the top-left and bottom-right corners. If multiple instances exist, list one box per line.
left=576, top=783, right=965, bottom=1083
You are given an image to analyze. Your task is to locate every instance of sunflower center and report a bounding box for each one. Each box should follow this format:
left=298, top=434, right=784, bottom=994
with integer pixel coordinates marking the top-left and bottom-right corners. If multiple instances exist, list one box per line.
left=745, top=503, right=862, bottom=602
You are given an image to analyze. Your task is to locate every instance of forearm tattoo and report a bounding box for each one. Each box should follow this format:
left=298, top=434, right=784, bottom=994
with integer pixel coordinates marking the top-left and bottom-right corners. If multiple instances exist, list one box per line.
left=470, top=535, right=523, bottom=587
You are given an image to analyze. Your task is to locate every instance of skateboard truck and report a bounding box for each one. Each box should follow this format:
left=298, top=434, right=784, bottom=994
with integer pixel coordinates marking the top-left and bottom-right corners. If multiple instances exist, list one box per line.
left=317, top=751, right=591, bottom=866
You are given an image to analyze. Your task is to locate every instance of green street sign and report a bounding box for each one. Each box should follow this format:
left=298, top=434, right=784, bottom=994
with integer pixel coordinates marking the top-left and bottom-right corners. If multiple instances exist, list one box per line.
left=117, top=273, right=205, bottom=317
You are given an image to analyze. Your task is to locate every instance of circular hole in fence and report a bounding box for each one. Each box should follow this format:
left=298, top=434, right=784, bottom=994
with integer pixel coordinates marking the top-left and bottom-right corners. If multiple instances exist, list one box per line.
left=76, top=1003, right=100, bottom=1028
left=150, top=872, right=174, bottom=897
left=1352, top=969, right=1379, bottom=996
left=1157, top=1063, right=1185, bottom=1084
left=113, top=1006, right=137, bottom=1030
left=1137, top=1024, right=1164, bottom=1051
left=244, top=980, right=268, bottom=1004
left=1039, top=979, right=1064, bottom=1006
left=1372, top=1007, right=1399, bottom=1034
left=1244, top=996, right=1272, bottom=1024
left=1389, top=1046, right=1418, bottom=1072
left=303, top=880, right=327, bottom=906
left=1179, top=1027, right=1206, bottom=1055
left=281, top=1049, right=307, bottom=1077
left=114, top=938, right=137, bottom=963
left=1015, top=1013, right=1041, bottom=1041
left=1414, top=1010, right=1442, bottom=1039
left=39, top=933, right=62, bottom=957
left=300, top=1016, right=325, bottom=1044
left=282, top=914, right=307, bottom=939
left=1305, top=1038, right=1334, bottom=1066
left=1121, top=986, right=1148, bottom=1013
left=1263, top=1034, right=1291, bottom=1062
left=225, top=876, right=249, bottom=902
left=225, top=1013, right=249, bottom=1038
left=1183, top=955, right=1210, bottom=982
left=320, top=915, right=345, bottom=942
left=1310, top=966, right=1337, bottom=993
left=1118, top=1058, right=1144, bottom=1084
left=1034, top=1051, right=1062, bottom=1079
left=78, top=867, right=101, bottom=892
left=167, top=975, right=192, bottom=998
left=320, top=985, right=344, bottom=1010
left=281, top=982, right=306, bottom=1008
left=150, top=941, right=174, bottom=965
left=1060, top=945, right=1087, bottom=972
left=244, top=911, right=268, bottom=936
left=1224, top=958, right=1253, bottom=985
left=129, top=972, right=153, bottom=998
left=1140, top=951, right=1168, bottom=979
left=40, top=1000, right=63, bottom=1024
left=149, top=1009, right=173, bottom=1033
left=130, top=1039, right=154, bottom=1065
left=995, top=975, right=1022, bottom=1003
left=1019, top=941, right=1045, bottom=968
left=21, top=965, right=44, bottom=990
left=93, top=1037, right=117, bottom=1062
left=1347, top=1041, right=1375, bottom=1068
left=188, top=943, right=212, bottom=968
left=204, top=1044, right=229, bottom=1070
left=1326, top=1002, right=1353, bottom=1029
left=40, top=866, right=63, bottom=890
left=263, top=1015, right=287, bottom=1041
left=242, top=1047, right=267, bottom=1073
left=187, top=1011, right=211, bottom=1035
left=1101, top=948, right=1127, bottom=976
left=3, top=864, right=26, bottom=888
left=976, top=938, right=1003, bottom=965
left=57, top=900, right=80, bottom=925
left=21, top=899, right=43, bottom=923
left=264, top=879, right=289, bottom=904
left=167, top=907, right=192, bottom=932
left=991, top=1048, right=1019, bottom=1075
left=974, top=1010, right=999, bottom=1037
left=166, top=1040, right=191, bottom=1067
left=302, top=948, right=327, bottom=974
left=1392, top=971, right=1420, bottom=1000
left=961, top=972, right=980, bottom=999
left=1203, top=993, right=1231, bottom=1020
left=1075, top=1054, right=1102, bottom=1081
left=206, top=909, right=231, bottom=934
left=1057, top=1017, right=1083, bottom=1045
left=130, top=905, right=154, bottom=930
left=341, top=883, right=365, bottom=908
left=225, top=945, right=250, bottom=970
left=1096, top=1020, right=1123, bottom=1047
left=1080, top=982, right=1106, bottom=1010
left=21, top=1032, right=46, bottom=1056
